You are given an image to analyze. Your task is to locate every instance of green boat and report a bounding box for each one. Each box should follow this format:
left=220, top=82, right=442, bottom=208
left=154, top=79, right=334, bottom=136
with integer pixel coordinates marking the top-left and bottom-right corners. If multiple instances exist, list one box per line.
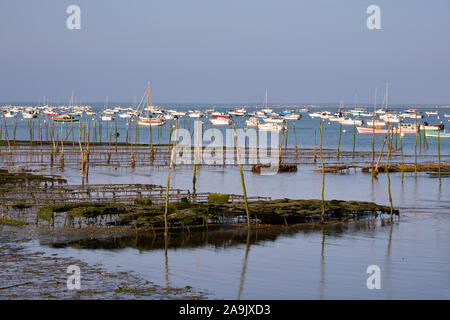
left=425, top=130, right=450, bottom=138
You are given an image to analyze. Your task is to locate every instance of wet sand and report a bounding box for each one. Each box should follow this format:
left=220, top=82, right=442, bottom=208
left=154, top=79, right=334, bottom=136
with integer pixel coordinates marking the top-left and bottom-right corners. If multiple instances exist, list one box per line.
left=0, top=224, right=204, bottom=300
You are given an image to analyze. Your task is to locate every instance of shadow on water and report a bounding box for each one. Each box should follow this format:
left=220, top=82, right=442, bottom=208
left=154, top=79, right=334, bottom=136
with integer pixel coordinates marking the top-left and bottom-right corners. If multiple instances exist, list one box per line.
left=43, top=219, right=384, bottom=252
left=319, top=225, right=326, bottom=299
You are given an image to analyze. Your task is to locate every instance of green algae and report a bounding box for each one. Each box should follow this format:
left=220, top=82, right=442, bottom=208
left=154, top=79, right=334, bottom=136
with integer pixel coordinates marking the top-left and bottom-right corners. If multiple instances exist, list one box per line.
left=208, top=193, right=230, bottom=204
left=0, top=169, right=67, bottom=186
left=0, top=218, right=29, bottom=226
left=36, top=197, right=397, bottom=228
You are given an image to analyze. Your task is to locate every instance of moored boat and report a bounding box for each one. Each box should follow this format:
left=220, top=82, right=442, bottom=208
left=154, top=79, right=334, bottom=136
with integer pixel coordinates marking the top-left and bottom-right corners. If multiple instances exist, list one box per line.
left=425, top=130, right=450, bottom=138
left=245, top=117, right=259, bottom=127
left=258, top=123, right=284, bottom=131
left=137, top=117, right=166, bottom=126
left=53, top=114, right=79, bottom=123
left=282, top=114, right=301, bottom=120
left=264, top=117, right=285, bottom=124
left=357, top=123, right=417, bottom=134
left=210, top=117, right=231, bottom=126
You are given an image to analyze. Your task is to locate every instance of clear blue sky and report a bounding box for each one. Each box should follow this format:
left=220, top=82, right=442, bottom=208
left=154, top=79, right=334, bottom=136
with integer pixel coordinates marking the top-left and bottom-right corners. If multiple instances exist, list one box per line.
left=0, top=0, right=449, bottom=104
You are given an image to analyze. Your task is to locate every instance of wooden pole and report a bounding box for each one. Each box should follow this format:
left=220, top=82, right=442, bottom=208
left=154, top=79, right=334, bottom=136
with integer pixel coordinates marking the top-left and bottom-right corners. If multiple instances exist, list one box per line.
left=386, top=126, right=394, bottom=220
left=232, top=121, right=250, bottom=227
left=319, top=123, right=325, bottom=223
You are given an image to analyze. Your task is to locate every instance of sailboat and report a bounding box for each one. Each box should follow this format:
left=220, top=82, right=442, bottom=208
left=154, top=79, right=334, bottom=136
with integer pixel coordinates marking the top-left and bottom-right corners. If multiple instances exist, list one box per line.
left=101, top=96, right=115, bottom=121
left=53, top=114, right=80, bottom=123
left=261, top=89, right=273, bottom=113
left=137, top=83, right=166, bottom=127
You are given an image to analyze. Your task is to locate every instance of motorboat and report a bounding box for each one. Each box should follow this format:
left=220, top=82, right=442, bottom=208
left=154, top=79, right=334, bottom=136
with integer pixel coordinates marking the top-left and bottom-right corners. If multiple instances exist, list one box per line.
left=367, top=120, right=386, bottom=127
left=211, top=112, right=230, bottom=119
left=258, top=123, right=284, bottom=131
left=245, top=117, right=259, bottom=127
left=282, top=114, right=301, bottom=120
left=53, top=114, right=80, bottom=123
left=357, top=123, right=417, bottom=134
left=188, top=111, right=204, bottom=118
left=263, top=117, right=285, bottom=124
left=338, top=118, right=363, bottom=126
left=228, top=108, right=247, bottom=116
left=101, top=114, right=115, bottom=121
left=210, top=117, right=231, bottom=126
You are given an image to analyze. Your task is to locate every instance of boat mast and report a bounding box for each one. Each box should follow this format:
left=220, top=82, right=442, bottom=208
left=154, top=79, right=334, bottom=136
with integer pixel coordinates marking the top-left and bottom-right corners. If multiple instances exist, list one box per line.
left=385, top=82, right=389, bottom=109
left=264, top=89, right=268, bottom=109
left=147, top=82, right=150, bottom=119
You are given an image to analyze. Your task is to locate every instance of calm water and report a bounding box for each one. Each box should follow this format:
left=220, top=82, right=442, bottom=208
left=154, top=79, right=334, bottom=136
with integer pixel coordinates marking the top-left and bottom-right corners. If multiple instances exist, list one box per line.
left=4, top=103, right=450, bottom=299
left=2, top=104, right=449, bottom=155
left=22, top=164, right=450, bottom=299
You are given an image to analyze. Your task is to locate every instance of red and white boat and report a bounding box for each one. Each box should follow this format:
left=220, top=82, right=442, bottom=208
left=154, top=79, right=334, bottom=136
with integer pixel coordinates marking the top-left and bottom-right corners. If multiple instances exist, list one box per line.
left=211, top=112, right=230, bottom=119
left=283, top=114, right=301, bottom=120
left=264, top=117, right=285, bottom=124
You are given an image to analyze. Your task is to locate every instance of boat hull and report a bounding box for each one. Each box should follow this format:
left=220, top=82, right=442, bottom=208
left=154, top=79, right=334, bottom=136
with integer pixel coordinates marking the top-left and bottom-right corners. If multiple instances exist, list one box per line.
left=357, top=127, right=417, bottom=134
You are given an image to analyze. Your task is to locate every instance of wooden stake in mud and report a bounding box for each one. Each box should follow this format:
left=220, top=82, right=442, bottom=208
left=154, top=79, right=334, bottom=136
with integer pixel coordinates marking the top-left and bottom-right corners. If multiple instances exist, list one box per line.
left=284, top=122, right=288, bottom=153
left=232, top=121, right=250, bottom=227
left=168, top=119, right=173, bottom=152
left=353, top=123, right=356, bottom=154
left=385, top=126, right=394, bottom=220
left=293, top=120, right=298, bottom=157
left=337, top=123, right=342, bottom=159
left=3, top=116, right=11, bottom=153
left=352, top=93, right=357, bottom=154
left=60, top=122, right=64, bottom=170
left=319, top=123, right=325, bottom=223
left=13, top=117, right=17, bottom=149
left=2, top=115, right=11, bottom=153
left=414, top=113, right=418, bottom=178
left=373, top=133, right=388, bottom=177
left=28, top=118, right=33, bottom=146
left=371, top=86, right=377, bottom=183
left=107, top=121, right=112, bottom=164
left=192, top=120, right=200, bottom=196
left=115, top=117, right=118, bottom=152
left=39, top=116, right=43, bottom=161
left=99, top=119, right=102, bottom=144
left=400, top=129, right=404, bottom=184
left=164, top=126, right=178, bottom=237
left=78, top=120, right=85, bottom=184
left=422, top=126, right=428, bottom=151
left=72, top=121, right=75, bottom=151
left=313, top=126, right=317, bottom=163
left=129, top=119, right=135, bottom=168
left=437, top=109, right=441, bottom=186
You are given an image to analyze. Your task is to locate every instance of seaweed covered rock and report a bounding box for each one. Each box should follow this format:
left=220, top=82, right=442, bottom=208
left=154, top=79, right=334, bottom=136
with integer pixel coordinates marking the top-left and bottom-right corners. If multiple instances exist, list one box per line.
left=36, top=197, right=397, bottom=228
left=251, top=164, right=297, bottom=174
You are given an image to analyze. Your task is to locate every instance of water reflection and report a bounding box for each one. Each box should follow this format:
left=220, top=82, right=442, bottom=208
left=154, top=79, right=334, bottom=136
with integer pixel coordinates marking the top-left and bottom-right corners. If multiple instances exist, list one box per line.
left=164, top=233, right=170, bottom=292
left=319, top=225, right=326, bottom=299
left=45, top=221, right=387, bottom=252
left=237, top=229, right=251, bottom=300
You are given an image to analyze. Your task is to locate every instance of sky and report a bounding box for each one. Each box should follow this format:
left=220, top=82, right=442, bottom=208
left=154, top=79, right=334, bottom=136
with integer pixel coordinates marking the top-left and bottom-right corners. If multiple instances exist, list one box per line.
left=0, top=0, right=449, bottom=104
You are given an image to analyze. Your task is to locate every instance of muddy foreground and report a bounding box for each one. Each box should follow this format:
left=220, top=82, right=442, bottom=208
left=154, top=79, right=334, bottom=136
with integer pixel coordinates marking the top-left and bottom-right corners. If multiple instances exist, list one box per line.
left=0, top=224, right=204, bottom=300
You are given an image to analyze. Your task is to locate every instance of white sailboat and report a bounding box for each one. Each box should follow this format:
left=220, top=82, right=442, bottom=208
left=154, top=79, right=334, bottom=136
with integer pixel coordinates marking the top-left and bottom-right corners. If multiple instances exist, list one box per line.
left=137, top=83, right=166, bottom=127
